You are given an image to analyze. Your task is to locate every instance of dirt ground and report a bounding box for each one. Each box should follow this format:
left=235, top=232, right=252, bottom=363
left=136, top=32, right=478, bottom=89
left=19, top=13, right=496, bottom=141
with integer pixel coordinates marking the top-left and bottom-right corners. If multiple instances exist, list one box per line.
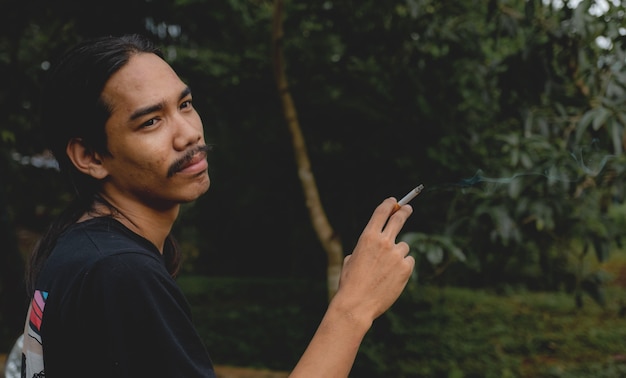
left=0, top=354, right=289, bottom=378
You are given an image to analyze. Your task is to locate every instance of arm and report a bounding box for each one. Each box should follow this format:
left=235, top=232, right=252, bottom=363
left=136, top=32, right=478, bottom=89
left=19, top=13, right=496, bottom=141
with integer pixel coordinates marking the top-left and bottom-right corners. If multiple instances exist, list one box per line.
left=290, top=197, right=415, bottom=377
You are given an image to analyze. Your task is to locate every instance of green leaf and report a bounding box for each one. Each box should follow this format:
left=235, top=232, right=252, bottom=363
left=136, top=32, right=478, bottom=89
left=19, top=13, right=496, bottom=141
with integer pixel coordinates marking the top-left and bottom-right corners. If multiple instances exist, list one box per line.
left=592, top=107, right=611, bottom=131
left=426, top=245, right=444, bottom=265
left=0, top=130, right=15, bottom=144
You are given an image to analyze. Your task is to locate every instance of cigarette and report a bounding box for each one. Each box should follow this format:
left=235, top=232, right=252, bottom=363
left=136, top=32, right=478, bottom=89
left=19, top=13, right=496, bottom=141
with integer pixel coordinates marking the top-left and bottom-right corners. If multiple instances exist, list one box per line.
left=392, top=184, right=424, bottom=213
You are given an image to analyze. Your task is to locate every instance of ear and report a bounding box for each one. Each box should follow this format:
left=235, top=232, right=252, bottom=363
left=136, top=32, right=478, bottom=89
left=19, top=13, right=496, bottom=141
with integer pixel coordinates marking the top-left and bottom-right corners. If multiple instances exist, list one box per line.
left=66, top=138, right=109, bottom=180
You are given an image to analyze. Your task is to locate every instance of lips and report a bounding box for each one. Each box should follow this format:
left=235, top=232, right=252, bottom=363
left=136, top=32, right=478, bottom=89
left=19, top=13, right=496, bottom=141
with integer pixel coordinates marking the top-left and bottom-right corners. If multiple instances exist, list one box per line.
left=177, top=151, right=208, bottom=175
left=168, top=145, right=211, bottom=177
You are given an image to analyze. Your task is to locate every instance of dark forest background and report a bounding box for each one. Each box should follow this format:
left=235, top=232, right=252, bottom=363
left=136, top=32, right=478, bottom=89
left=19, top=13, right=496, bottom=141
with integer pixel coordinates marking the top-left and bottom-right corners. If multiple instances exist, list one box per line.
left=1, top=0, right=626, bottom=371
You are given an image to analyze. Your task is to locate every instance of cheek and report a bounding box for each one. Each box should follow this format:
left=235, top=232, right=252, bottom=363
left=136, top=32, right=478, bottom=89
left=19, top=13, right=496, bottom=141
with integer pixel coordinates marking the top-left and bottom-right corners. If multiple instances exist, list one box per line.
left=112, top=144, right=170, bottom=178
left=140, top=150, right=171, bottom=176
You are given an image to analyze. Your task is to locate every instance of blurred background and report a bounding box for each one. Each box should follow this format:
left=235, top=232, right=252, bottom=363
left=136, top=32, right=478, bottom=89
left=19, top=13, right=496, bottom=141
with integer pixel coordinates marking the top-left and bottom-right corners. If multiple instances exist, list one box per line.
left=2, top=0, right=626, bottom=376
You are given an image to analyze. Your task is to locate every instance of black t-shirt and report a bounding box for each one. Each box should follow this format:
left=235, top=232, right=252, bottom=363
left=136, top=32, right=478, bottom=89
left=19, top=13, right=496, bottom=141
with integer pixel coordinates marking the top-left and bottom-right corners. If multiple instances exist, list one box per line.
left=24, top=217, right=216, bottom=378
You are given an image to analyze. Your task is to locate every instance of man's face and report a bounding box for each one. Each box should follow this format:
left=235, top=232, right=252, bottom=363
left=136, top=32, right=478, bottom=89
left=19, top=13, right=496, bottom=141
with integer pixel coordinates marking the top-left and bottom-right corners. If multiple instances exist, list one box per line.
left=97, top=53, right=210, bottom=209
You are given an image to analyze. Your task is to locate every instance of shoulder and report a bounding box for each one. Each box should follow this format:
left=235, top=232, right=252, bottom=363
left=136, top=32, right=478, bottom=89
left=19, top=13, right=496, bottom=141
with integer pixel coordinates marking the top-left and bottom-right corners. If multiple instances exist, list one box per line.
left=48, top=233, right=184, bottom=315
left=38, top=217, right=170, bottom=295
left=46, top=217, right=162, bottom=270
left=61, top=217, right=160, bottom=257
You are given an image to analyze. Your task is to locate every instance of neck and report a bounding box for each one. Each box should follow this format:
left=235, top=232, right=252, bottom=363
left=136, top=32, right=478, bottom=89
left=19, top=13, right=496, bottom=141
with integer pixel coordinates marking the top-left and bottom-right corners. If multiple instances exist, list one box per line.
left=82, top=194, right=180, bottom=253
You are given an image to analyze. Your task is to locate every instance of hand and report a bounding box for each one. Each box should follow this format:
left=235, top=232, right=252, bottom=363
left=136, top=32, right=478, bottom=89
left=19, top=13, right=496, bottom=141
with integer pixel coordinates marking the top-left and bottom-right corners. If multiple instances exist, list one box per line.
left=290, top=198, right=414, bottom=377
left=333, top=197, right=415, bottom=326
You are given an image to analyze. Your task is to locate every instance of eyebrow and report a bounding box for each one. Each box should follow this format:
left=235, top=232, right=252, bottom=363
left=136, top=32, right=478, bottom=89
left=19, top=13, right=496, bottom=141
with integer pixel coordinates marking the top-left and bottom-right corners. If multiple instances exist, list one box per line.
left=128, top=86, right=192, bottom=122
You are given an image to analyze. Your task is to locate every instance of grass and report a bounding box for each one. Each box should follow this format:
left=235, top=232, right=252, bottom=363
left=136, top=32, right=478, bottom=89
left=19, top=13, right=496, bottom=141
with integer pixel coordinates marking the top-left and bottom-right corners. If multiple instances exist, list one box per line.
left=177, top=276, right=327, bottom=371
left=367, top=285, right=626, bottom=377
left=178, top=271, right=626, bottom=377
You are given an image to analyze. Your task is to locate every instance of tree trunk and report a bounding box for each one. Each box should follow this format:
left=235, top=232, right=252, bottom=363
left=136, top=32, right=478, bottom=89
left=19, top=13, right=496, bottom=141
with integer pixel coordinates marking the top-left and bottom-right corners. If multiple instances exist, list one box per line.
left=271, top=0, right=344, bottom=300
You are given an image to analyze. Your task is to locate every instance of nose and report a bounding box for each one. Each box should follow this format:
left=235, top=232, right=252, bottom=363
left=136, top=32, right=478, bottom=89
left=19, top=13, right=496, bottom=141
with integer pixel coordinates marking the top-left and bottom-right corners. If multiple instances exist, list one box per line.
left=173, top=112, right=203, bottom=151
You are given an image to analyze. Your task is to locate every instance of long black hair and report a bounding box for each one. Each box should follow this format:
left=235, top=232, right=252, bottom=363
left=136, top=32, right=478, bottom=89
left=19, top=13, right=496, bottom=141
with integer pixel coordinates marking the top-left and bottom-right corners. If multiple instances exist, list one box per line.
left=27, top=34, right=182, bottom=294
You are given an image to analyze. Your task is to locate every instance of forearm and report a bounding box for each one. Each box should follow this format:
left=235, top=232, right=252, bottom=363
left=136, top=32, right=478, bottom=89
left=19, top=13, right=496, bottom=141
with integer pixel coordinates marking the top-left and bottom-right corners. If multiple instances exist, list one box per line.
left=289, top=298, right=372, bottom=378
left=290, top=198, right=415, bottom=377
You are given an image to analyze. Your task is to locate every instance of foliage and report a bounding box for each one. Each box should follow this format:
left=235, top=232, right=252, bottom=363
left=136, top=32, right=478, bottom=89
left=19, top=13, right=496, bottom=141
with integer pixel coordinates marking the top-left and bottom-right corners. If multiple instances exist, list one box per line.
left=400, top=231, right=466, bottom=283
left=178, top=275, right=327, bottom=370
left=2, top=0, right=626, bottom=348
left=356, top=283, right=626, bottom=377
left=179, top=274, right=626, bottom=377
left=384, top=0, right=626, bottom=308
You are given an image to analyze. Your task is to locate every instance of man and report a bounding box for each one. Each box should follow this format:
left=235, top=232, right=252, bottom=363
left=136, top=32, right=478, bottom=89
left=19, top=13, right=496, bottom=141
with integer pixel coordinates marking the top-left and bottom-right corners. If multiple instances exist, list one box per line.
left=22, top=34, right=415, bottom=377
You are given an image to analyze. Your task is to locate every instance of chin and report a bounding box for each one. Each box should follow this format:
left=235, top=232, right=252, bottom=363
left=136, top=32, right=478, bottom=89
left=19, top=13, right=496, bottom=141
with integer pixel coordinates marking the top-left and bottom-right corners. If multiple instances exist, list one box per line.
left=182, top=178, right=210, bottom=203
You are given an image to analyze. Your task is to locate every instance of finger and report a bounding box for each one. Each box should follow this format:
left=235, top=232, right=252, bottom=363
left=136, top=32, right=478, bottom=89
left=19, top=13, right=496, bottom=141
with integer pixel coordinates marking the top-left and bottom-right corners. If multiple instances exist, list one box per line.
left=397, top=241, right=410, bottom=257
left=382, top=204, right=413, bottom=237
left=362, top=198, right=398, bottom=234
left=404, top=255, right=416, bottom=270
left=397, top=252, right=416, bottom=278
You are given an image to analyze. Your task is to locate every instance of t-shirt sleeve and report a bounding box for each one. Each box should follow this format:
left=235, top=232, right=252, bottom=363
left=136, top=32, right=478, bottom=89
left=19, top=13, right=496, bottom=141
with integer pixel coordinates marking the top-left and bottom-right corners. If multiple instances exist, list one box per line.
left=79, top=251, right=216, bottom=378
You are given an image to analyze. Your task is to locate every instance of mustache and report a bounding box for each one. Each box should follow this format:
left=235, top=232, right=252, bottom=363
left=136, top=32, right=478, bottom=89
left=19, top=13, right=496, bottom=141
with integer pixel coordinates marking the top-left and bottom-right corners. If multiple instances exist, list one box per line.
left=167, top=144, right=213, bottom=178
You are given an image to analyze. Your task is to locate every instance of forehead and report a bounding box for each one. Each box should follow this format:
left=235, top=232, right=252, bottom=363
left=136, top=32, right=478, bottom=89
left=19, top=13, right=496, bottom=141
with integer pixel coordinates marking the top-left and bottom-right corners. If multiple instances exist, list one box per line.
left=101, top=53, right=186, bottom=114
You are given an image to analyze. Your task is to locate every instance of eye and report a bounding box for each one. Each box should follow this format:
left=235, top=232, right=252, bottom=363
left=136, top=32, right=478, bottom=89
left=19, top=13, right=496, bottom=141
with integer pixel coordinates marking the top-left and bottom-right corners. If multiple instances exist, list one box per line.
left=141, top=118, right=159, bottom=128
left=180, top=100, right=193, bottom=110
